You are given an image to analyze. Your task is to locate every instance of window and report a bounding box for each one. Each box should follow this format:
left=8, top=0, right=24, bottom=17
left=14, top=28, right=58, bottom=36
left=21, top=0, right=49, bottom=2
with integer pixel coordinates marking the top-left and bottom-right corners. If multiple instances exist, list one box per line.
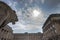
left=4, top=39, right=6, bottom=40
left=4, top=30, right=6, bottom=32
left=1, top=29, right=4, bottom=32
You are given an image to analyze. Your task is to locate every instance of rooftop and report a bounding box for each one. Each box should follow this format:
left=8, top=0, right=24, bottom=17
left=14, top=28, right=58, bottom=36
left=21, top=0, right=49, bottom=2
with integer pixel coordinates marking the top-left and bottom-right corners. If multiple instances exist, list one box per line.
left=42, top=14, right=60, bottom=28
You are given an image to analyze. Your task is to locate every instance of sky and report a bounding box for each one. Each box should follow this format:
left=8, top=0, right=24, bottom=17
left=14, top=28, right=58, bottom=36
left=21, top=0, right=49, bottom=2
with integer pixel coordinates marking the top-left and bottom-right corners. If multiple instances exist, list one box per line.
left=0, top=0, right=60, bottom=33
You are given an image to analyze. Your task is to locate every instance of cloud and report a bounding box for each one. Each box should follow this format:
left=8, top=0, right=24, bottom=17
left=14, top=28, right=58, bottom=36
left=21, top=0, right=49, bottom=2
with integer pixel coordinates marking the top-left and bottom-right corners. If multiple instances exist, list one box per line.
left=41, top=0, right=45, bottom=4
left=29, top=0, right=33, bottom=3
left=8, top=6, right=45, bottom=33
left=45, top=0, right=60, bottom=8
left=0, top=0, right=47, bottom=33
left=1, top=0, right=60, bottom=33
left=8, top=21, right=43, bottom=33
left=8, top=1, right=17, bottom=11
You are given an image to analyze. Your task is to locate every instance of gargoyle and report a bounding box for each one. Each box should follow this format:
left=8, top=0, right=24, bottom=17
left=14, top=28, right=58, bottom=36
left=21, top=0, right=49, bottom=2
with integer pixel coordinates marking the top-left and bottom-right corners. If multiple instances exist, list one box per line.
left=0, top=1, right=18, bottom=28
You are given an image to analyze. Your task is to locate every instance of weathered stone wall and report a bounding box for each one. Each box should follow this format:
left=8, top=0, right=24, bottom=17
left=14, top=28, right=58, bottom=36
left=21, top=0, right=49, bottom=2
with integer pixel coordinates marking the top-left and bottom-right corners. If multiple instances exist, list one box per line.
left=42, top=14, right=60, bottom=40
left=14, top=32, right=43, bottom=40
left=0, top=25, right=13, bottom=40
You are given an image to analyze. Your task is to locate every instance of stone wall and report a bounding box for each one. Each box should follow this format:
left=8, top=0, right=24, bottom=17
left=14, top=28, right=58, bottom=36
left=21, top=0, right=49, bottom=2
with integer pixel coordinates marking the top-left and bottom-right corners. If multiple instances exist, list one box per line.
left=0, top=25, right=13, bottom=40
left=14, top=32, right=43, bottom=40
left=42, top=14, right=60, bottom=40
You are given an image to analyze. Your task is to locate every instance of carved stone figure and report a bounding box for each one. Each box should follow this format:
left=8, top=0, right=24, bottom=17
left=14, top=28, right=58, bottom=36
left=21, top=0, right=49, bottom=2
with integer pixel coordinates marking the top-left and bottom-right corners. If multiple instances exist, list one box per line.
left=0, top=1, right=18, bottom=28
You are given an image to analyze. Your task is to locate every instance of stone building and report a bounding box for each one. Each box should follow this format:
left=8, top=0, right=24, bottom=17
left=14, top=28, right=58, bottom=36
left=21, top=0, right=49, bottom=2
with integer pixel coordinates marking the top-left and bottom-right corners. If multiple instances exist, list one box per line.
left=0, top=25, right=13, bottom=40
left=28, top=32, right=43, bottom=40
left=14, top=32, right=43, bottom=40
left=42, top=14, right=60, bottom=40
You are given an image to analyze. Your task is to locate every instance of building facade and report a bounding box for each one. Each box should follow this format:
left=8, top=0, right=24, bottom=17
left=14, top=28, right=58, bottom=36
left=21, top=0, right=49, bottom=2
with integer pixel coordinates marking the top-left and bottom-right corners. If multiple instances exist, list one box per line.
left=28, top=32, right=43, bottom=40
left=14, top=32, right=43, bottom=40
left=42, top=14, right=60, bottom=40
left=0, top=25, right=13, bottom=40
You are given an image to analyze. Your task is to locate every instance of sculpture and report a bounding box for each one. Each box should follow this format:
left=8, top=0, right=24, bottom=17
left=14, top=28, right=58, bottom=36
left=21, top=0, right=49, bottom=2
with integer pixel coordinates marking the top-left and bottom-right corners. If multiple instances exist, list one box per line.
left=0, top=1, right=18, bottom=28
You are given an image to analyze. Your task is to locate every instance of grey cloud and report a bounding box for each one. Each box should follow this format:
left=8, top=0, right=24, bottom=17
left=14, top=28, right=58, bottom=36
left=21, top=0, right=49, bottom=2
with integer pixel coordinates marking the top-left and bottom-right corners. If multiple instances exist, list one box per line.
left=3, top=0, right=60, bottom=33
left=45, top=0, right=60, bottom=8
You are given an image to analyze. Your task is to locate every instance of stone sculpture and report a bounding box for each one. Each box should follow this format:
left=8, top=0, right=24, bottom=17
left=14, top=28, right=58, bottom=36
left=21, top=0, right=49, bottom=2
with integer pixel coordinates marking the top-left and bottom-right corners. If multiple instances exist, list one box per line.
left=0, top=1, right=18, bottom=28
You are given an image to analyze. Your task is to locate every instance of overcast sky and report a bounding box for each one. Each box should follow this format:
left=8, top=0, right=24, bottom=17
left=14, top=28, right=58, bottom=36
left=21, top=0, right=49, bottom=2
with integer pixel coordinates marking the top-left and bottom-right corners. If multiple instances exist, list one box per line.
left=0, top=0, right=60, bottom=33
